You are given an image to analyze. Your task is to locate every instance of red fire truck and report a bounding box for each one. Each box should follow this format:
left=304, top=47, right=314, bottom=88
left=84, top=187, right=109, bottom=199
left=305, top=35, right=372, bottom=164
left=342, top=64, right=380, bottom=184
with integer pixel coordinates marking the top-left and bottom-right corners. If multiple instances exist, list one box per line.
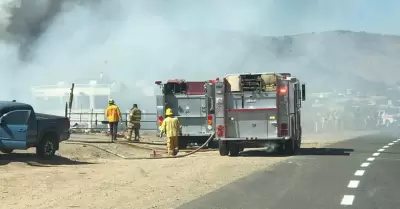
left=154, top=79, right=219, bottom=148
left=213, top=72, right=306, bottom=156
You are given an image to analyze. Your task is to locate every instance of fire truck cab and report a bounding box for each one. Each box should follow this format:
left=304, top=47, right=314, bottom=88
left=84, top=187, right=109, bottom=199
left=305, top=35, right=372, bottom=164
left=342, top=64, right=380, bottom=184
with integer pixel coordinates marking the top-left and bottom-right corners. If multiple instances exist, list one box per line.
left=155, top=79, right=219, bottom=149
left=213, top=72, right=306, bottom=156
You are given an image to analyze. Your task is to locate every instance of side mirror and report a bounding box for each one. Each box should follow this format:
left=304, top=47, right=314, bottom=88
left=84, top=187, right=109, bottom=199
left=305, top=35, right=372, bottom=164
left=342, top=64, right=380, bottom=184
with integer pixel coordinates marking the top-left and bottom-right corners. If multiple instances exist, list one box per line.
left=301, top=84, right=306, bottom=101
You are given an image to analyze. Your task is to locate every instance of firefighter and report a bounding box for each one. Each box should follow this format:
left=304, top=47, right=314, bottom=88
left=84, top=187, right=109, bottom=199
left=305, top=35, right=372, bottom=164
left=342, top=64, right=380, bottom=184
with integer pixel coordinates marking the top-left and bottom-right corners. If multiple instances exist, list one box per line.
left=159, top=108, right=181, bottom=156
left=321, top=112, right=327, bottom=132
left=334, top=110, right=342, bottom=131
left=105, top=99, right=122, bottom=143
left=125, top=104, right=142, bottom=141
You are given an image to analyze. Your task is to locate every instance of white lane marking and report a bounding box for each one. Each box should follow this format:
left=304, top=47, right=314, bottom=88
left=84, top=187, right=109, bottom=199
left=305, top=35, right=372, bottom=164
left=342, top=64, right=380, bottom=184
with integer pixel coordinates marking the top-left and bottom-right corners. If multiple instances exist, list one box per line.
left=354, top=170, right=365, bottom=176
left=394, top=140, right=398, bottom=143
left=340, top=195, right=355, bottom=205
left=341, top=141, right=391, bottom=206
left=361, top=162, right=370, bottom=167
left=347, top=180, right=360, bottom=188
left=367, top=157, right=375, bottom=161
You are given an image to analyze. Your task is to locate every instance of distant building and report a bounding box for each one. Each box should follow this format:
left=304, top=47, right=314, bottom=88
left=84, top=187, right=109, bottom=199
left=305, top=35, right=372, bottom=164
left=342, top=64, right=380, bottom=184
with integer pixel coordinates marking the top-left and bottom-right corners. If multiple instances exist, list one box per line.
left=31, top=73, right=157, bottom=130
left=30, top=73, right=118, bottom=128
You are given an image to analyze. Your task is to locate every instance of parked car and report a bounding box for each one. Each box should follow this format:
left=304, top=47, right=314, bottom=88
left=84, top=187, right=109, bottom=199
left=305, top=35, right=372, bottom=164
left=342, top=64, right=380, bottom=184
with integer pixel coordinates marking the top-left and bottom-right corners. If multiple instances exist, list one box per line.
left=0, top=101, right=70, bottom=158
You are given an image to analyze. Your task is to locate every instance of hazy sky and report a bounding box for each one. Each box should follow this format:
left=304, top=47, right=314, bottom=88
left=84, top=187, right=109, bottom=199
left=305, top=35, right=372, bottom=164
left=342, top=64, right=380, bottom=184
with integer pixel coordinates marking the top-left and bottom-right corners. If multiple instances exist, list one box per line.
left=1, top=0, right=399, bottom=109
left=163, top=0, right=400, bottom=35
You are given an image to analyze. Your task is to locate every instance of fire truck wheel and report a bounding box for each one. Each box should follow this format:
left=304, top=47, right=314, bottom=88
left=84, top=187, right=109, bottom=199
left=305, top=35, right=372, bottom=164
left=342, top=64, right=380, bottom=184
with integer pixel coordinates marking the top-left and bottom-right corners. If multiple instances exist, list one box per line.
left=178, top=140, right=188, bottom=149
left=178, top=136, right=188, bottom=149
left=229, top=145, right=240, bottom=157
left=207, top=140, right=219, bottom=149
left=385, top=120, right=390, bottom=128
left=297, top=127, right=302, bottom=149
left=218, top=140, right=229, bottom=156
left=284, top=139, right=296, bottom=155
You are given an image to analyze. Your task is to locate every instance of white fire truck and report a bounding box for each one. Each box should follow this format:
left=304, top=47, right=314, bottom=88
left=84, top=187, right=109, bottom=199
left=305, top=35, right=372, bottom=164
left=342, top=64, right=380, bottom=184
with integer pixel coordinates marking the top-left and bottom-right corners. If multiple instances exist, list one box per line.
left=154, top=79, right=220, bottom=148
left=378, top=106, right=400, bottom=128
left=213, top=72, right=306, bottom=156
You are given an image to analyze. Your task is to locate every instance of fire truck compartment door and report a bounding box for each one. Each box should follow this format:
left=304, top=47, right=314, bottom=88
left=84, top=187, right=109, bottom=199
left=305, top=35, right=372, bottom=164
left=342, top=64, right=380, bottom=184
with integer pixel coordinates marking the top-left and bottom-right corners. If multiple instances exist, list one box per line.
left=243, top=92, right=277, bottom=109
left=226, top=92, right=277, bottom=109
left=176, top=95, right=207, bottom=133
left=226, top=109, right=277, bottom=138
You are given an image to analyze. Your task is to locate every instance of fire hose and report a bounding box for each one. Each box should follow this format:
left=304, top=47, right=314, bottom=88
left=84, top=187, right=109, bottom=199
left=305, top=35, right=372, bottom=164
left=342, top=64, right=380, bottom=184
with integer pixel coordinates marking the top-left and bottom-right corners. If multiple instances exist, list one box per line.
left=64, top=132, right=215, bottom=160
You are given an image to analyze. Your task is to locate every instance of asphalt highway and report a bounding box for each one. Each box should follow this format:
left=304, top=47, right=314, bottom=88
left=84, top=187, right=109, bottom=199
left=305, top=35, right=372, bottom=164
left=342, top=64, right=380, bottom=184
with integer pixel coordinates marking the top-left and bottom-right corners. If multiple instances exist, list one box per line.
left=178, top=133, right=400, bottom=209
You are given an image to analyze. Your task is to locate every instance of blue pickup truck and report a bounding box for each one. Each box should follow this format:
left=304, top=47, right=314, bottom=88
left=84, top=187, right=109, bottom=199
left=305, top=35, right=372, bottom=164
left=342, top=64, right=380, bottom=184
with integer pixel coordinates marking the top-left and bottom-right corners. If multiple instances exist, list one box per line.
left=0, top=101, right=70, bottom=158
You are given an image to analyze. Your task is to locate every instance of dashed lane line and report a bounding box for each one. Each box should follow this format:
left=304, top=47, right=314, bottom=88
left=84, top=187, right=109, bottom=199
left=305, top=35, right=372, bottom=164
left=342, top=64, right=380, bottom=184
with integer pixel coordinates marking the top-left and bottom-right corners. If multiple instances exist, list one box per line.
left=367, top=157, right=375, bottom=161
left=354, top=170, right=365, bottom=176
left=340, top=138, right=400, bottom=206
left=340, top=195, right=355, bottom=205
left=360, top=162, right=370, bottom=167
left=347, top=180, right=360, bottom=188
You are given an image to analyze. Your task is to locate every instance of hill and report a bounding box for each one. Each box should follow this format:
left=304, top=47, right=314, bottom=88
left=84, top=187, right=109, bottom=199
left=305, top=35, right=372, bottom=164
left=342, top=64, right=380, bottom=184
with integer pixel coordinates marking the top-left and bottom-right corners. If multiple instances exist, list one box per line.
left=279, top=31, right=400, bottom=89
left=180, top=30, right=399, bottom=94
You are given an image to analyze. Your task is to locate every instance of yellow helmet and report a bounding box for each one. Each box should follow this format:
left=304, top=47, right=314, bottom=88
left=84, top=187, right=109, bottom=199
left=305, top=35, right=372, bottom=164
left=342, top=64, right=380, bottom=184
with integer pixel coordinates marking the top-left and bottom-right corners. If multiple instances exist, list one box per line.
left=165, top=108, right=173, bottom=116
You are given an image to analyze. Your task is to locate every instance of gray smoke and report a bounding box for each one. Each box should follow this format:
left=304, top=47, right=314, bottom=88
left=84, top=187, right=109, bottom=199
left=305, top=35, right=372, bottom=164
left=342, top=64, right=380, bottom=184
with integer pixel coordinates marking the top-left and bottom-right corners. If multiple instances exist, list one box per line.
left=0, top=0, right=395, bottom=113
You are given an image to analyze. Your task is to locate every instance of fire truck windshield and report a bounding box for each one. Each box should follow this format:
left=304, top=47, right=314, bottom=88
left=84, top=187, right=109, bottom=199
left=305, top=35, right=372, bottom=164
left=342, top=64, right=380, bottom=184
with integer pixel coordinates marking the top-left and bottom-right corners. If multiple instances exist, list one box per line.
left=163, top=82, right=187, bottom=94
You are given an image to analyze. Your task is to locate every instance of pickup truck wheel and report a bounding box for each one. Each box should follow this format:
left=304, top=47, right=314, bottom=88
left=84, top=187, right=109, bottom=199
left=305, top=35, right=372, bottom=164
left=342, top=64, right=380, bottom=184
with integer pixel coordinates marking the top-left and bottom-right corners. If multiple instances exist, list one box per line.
left=0, top=148, right=14, bottom=154
left=218, top=140, right=229, bottom=156
left=37, top=137, right=57, bottom=158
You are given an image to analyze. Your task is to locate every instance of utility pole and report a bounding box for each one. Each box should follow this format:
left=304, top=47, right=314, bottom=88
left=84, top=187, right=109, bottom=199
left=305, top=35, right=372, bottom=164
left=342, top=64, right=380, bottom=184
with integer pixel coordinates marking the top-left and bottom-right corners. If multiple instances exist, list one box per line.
left=68, top=83, right=75, bottom=119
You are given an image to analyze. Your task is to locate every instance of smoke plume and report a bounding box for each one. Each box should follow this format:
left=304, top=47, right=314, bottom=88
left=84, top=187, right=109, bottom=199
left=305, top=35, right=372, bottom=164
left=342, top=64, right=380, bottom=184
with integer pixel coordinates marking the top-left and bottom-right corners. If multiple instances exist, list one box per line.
left=0, top=0, right=397, bottom=113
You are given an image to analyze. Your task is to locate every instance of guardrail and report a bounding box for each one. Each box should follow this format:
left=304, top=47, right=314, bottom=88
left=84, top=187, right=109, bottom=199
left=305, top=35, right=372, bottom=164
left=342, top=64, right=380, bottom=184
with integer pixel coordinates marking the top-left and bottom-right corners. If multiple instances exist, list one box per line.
left=69, top=112, right=158, bottom=132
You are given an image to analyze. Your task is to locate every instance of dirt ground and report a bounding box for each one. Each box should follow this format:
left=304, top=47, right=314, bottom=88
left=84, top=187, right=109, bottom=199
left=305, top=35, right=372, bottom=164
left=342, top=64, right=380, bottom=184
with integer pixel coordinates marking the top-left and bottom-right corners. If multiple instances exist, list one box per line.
left=0, top=131, right=375, bottom=209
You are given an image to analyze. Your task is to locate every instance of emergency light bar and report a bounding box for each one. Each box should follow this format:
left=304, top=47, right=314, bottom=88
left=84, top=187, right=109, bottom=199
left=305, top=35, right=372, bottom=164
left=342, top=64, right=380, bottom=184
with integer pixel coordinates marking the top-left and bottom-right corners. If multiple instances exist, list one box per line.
left=280, top=73, right=291, bottom=80
left=208, top=77, right=220, bottom=83
left=167, top=79, right=185, bottom=83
